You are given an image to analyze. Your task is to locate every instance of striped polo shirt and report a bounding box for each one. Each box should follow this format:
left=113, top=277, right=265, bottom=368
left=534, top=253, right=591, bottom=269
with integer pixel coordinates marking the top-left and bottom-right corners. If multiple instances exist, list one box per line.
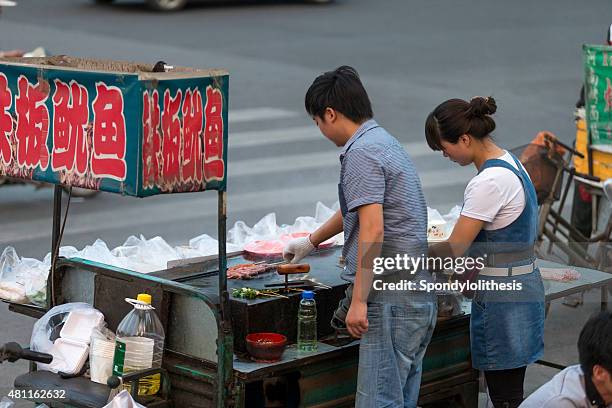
left=339, top=119, right=430, bottom=284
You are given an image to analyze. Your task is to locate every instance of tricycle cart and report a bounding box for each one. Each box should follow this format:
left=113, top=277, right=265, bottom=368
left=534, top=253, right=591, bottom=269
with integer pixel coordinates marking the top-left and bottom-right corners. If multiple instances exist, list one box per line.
left=0, top=56, right=479, bottom=407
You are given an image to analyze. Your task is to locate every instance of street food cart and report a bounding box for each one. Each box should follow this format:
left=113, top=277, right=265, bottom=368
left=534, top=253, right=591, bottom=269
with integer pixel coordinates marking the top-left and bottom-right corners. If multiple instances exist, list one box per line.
left=0, top=56, right=610, bottom=408
left=0, top=56, right=479, bottom=407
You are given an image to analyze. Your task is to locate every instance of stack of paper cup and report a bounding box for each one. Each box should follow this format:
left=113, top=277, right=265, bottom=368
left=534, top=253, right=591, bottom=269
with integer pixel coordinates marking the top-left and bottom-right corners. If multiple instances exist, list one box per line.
left=122, top=337, right=154, bottom=372
left=90, top=337, right=115, bottom=384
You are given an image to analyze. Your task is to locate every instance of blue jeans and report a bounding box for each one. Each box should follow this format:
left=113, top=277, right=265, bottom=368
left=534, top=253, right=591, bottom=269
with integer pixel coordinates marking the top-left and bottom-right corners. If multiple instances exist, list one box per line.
left=355, top=301, right=437, bottom=408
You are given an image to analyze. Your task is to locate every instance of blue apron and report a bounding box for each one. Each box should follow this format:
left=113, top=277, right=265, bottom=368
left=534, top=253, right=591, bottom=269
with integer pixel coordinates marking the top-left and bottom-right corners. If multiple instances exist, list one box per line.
left=468, top=153, right=545, bottom=371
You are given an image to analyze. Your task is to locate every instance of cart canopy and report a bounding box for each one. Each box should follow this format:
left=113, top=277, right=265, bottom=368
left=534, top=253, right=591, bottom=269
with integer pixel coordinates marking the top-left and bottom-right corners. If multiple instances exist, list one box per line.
left=0, top=56, right=228, bottom=196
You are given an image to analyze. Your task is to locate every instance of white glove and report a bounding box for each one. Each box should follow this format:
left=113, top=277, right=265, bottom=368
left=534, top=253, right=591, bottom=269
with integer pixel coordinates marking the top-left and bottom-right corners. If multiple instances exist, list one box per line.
left=283, top=236, right=316, bottom=263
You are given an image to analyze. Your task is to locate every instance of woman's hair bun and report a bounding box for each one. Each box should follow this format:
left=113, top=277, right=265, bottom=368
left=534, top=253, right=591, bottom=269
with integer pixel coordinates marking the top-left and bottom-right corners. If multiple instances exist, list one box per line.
left=468, top=96, right=497, bottom=117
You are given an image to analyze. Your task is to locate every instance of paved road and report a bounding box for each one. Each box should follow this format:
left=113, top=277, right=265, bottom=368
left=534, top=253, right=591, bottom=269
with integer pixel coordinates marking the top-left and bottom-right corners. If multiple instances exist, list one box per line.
left=0, top=0, right=610, bottom=405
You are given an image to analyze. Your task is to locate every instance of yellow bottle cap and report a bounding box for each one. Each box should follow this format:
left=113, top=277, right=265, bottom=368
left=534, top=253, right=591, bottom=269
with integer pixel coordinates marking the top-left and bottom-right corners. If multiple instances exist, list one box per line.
left=137, top=293, right=152, bottom=304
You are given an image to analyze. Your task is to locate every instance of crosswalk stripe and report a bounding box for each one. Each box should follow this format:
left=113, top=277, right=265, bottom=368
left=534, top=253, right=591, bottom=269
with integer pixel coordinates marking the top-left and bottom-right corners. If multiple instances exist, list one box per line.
left=230, top=126, right=316, bottom=148
left=230, top=125, right=438, bottom=157
left=229, top=107, right=299, bottom=124
left=229, top=141, right=439, bottom=177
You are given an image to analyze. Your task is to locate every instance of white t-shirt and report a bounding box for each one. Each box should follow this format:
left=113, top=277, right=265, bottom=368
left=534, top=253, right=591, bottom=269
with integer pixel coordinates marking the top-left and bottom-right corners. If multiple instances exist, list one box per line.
left=520, top=365, right=609, bottom=408
left=461, top=151, right=529, bottom=230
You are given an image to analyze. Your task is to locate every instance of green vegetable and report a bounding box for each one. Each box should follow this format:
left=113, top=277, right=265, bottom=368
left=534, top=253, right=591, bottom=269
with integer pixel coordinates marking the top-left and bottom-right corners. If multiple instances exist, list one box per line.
left=232, top=287, right=259, bottom=299
left=231, top=287, right=288, bottom=300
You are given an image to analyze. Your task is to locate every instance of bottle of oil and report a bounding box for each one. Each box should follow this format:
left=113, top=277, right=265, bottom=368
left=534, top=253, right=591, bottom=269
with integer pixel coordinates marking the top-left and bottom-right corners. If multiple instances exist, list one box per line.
left=297, top=291, right=317, bottom=352
left=112, top=294, right=165, bottom=396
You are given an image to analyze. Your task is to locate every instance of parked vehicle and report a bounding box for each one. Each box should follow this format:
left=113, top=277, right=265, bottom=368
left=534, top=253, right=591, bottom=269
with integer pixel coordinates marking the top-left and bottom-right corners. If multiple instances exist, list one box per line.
left=94, top=0, right=332, bottom=12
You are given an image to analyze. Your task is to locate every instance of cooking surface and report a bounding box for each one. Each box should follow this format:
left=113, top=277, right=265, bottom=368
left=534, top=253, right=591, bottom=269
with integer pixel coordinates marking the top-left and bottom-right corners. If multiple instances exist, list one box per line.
left=173, top=246, right=347, bottom=304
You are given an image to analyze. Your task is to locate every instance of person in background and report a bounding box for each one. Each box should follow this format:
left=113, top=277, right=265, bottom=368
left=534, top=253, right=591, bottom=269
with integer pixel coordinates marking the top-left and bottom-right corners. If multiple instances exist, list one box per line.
left=426, top=96, right=546, bottom=408
left=283, top=66, right=436, bottom=407
left=521, top=311, right=612, bottom=408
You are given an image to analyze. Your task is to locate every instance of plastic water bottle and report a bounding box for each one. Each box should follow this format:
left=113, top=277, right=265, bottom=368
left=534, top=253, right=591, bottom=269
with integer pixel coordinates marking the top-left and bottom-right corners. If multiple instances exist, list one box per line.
left=297, top=291, right=317, bottom=352
left=112, top=294, right=165, bottom=396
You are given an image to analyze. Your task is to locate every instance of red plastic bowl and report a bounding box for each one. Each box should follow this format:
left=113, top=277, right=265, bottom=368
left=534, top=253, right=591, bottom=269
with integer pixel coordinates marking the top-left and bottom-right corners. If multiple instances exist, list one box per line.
left=246, top=333, right=287, bottom=363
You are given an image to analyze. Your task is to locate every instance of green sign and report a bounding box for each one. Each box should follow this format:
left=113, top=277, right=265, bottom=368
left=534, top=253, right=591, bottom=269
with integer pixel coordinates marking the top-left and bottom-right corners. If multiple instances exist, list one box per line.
left=584, top=44, right=612, bottom=148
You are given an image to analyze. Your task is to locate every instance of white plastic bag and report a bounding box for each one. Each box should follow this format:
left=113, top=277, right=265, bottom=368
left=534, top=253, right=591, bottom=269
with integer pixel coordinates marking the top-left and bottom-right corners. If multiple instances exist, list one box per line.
left=0, top=281, right=27, bottom=303
left=16, top=257, right=49, bottom=307
left=111, top=235, right=181, bottom=273
left=103, top=390, right=146, bottom=408
left=0, top=247, right=20, bottom=283
left=186, top=234, right=240, bottom=257
left=227, top=201, right=340, bottom=248
left=30, top=302, right=98, bottom=371
left=427, top=207, right=448, bottom=239
left=0, top=247, right=33, bottom=304
left=43, top=246, right=80, bottom=265
left=443, top=205, right=462, bottom=231
left=76, top=240, right=127, bottom=270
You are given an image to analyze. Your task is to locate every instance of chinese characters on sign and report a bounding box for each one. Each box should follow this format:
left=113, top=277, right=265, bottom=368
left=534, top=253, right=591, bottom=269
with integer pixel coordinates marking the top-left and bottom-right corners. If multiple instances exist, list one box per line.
left=0, top=76, right=126, bottom=186
left=0, top=71, right=226, bottom=194
left=584, top=45, right=612, bottom=146
left=142, top=85, right=226, bottom=192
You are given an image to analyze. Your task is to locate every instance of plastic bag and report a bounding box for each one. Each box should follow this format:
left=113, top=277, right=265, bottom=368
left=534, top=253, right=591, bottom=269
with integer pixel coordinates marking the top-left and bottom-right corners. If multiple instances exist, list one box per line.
left=227, top=201, right=340, bottom=248
left=42, top=246, right=80, bottom=265
left=427, top=207, right=448, bottom=240
left=0, top=247, right=20, bottom=283
left=443, top=205, right=462, bottom=231
left=0, top=281, right=27, bottom=303
left=76, top=239, right=127, bottom=270
left=0, top=247, right=33, bottom=304
left=186, top=234, right=240, bottom=257
left=103, top=390, right=146, bottom=408
left=15, top=257, right=49, bottom=307
left=111, top=235, right=182, bottom=273
left=30, top=302, right=98, bottom=371
left=0, top=397, right=15, bottom=408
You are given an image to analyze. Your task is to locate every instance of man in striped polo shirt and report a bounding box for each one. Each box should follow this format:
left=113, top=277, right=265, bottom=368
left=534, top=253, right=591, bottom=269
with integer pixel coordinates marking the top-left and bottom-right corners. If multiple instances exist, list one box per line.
left=283, top=66, right=437, bottom=408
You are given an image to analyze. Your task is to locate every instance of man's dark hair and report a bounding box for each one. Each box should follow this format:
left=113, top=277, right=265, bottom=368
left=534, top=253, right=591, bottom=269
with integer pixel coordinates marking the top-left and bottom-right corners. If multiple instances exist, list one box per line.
left=304, top=65, right=373, bottom=123
left=578, top=311, right=612, bottom=375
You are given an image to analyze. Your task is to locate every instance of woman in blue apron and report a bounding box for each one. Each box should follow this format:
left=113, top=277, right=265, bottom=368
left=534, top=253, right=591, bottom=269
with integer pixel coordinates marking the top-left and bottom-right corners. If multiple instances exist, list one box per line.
left=425, top=96, right=545, bottom=408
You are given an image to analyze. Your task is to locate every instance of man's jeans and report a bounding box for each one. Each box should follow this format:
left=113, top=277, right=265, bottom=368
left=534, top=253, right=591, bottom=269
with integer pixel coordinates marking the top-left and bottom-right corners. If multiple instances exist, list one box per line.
left=355, top=301, right=437, bottom=408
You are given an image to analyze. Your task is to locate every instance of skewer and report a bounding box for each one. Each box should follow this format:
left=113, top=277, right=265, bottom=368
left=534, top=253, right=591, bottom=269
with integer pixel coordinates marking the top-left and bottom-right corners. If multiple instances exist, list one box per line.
left=258, top=291, right=289, bottom=299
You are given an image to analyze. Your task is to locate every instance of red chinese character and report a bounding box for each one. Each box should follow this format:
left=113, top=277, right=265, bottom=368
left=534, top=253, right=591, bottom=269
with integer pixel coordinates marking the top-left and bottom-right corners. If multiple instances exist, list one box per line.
left=181, top=88, right=203, bottom=183
left=142, top=90, right=161, bottom=188
left=605, top=78, right=612, bottom=113
left=0, top=73, right=12, bottom=165
left=15, top=75, right=50, bottom=170
left=92, top=82, right=126, bottom=180
left=203, top=86, right=224, bottom=181
left=161, top=89, right=182, bottom=185
left=52, top=80, right=89, bottom=174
